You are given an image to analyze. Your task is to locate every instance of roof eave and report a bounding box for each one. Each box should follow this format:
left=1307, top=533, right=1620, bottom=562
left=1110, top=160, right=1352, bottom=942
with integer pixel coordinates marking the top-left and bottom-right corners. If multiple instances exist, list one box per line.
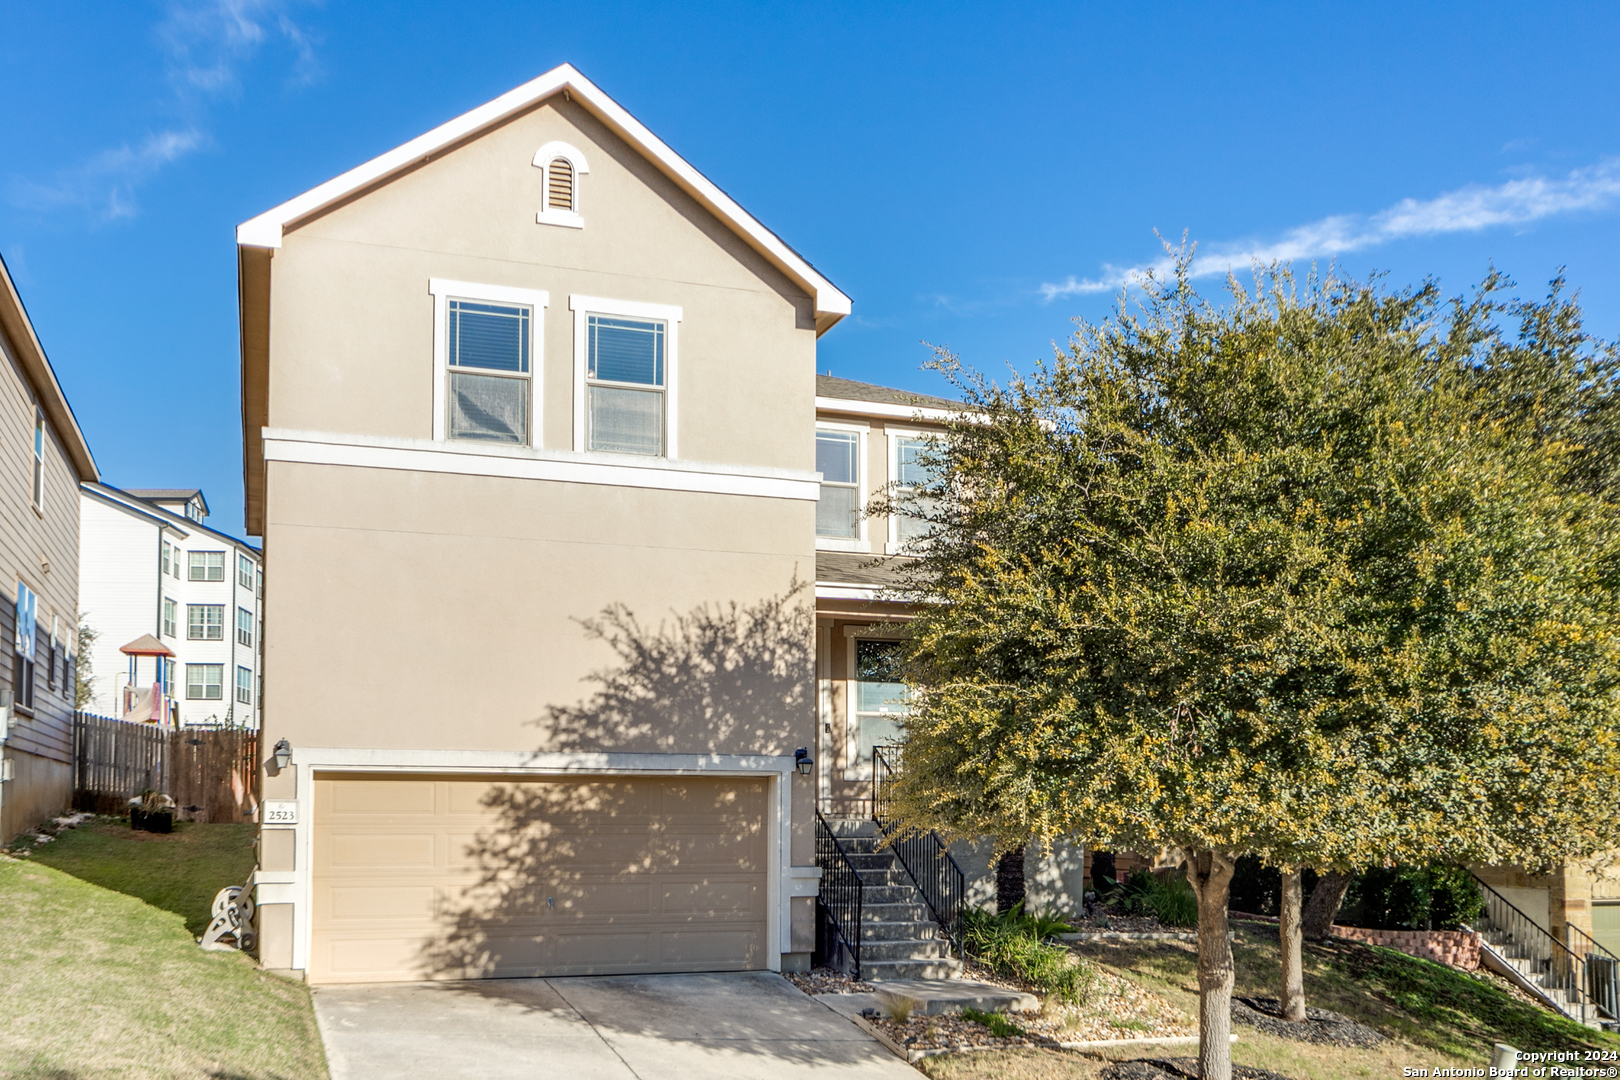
left=235, top=63, right=852, bottom=329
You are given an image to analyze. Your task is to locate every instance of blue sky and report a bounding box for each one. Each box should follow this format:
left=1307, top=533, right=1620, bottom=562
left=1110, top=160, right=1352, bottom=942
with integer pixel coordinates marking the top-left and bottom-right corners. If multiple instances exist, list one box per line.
left=4, top=2, right=1619, bottom=538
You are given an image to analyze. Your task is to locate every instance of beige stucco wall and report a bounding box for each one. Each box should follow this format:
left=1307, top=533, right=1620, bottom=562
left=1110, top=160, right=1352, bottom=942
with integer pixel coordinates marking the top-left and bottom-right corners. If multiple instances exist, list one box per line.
left=267, top=95, right=815, bottom=472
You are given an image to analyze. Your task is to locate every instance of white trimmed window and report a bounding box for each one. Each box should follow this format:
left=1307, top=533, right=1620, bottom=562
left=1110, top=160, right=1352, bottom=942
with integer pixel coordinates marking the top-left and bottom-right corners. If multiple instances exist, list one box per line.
left=188, top=604, right=224, bottom=641
left=843, top=632, right=909, bottom=781
left=238, top=553, right=254, bottom=588
left=162, top=598, right=177, bottom=639
left=532, top=141, right=590, bottom=228
left=187, top=663, right=223, bottom=700
left=888, top=431, right=943, bottom=553
left=161, top=541, right=171, bottom=577
left=571, top=296, right=682, bottom=458
left=236, top=665, right=253, bottom=705
left=237, top=606, right=253, bottom=647
left=429, top=280, right=548, bottom=447
left=189, top=551, right=225, bottom=581
left=816, top=422, right=870, bottom=552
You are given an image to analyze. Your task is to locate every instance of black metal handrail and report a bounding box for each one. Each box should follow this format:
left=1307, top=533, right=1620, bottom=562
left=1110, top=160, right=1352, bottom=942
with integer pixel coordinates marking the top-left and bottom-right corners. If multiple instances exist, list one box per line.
left=872, top=745, right=966, bottom=957
left=815, top=809, right=864, bottom=979
left=1568, top=921, right=1620, bottom=1022
left=1471, top=873, right=1608, bottom=1025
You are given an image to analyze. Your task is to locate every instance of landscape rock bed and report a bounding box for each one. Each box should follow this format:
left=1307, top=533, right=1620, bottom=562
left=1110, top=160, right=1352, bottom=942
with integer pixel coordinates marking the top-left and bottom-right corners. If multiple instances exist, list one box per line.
left=1230, top=995, right=1386, bottom=1047
left=784, top=967, right=874, bottom=995
left=859, top=962, right=1195, bottom=1053
left=1104, top=1057, right=1298, bottom=1080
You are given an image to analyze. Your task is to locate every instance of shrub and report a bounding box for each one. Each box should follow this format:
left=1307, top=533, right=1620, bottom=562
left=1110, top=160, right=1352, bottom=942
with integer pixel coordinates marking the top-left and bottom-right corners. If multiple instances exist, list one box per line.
left=962, top=904, right=1094, bottom=1003
left=961, top=1006, right=1022, bottom=1037
left=1343, top=864, right=1483, bottom=930
left=1098, top=871, right=1198, bottom=927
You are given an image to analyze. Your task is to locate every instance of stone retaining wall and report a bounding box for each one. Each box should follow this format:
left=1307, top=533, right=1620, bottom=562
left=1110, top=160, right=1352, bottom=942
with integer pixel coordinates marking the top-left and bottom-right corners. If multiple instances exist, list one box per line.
left=1332, top=924, right=1481, bottom=971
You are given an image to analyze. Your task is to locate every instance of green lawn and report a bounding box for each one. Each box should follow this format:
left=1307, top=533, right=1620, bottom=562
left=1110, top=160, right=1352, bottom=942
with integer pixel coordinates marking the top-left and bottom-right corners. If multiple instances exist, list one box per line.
left=923, top=926, right=1620, bottom=1080
left=17, top=817, right=256, bottom=936
left=0, top=825, right=327, bottom=1080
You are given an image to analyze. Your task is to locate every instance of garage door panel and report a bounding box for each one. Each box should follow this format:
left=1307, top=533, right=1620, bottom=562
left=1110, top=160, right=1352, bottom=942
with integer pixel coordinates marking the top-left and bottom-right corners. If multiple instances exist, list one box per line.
left=326, top=833, right=438, bottom=871
left=311, top=775, right=769, bottom=984
left=327, top=779, right=438, bottom=815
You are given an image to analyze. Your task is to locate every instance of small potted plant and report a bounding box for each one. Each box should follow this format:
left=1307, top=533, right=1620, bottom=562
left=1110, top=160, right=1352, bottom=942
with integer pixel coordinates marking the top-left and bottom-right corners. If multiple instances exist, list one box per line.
left=129, top=790, right=176, bottom=833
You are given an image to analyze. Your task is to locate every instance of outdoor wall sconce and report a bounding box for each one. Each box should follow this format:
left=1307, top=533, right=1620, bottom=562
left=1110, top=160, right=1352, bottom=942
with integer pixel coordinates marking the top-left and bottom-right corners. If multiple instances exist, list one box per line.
left=794, top=748, right=814, bottom=776
left=271, top=738, right=292, bottom=771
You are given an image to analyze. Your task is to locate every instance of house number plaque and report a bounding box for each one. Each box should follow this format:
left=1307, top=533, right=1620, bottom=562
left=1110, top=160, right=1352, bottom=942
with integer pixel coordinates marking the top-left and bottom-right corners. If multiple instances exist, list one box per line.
left=263, top=800, right=298, bottom=825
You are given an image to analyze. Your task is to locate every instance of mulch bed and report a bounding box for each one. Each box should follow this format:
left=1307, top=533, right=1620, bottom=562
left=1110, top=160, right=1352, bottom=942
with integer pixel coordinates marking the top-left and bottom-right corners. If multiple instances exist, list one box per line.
left=784, top=967, right=875, bottom=995
left=1103, top=1057, right=1297, bottom=1080
left=1230, top=996, right=1385, bottom=1047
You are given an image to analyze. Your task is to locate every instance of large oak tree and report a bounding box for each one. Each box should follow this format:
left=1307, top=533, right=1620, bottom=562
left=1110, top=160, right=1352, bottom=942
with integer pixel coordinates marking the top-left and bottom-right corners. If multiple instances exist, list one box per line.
left=884, top=260, right=1620, bottom=1079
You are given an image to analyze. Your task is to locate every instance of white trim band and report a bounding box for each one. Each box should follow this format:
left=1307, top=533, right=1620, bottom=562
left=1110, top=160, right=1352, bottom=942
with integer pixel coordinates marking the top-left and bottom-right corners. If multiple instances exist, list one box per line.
left=261, top=428, right=821, bottom=501
left=816, top=396, right=960, bottom=423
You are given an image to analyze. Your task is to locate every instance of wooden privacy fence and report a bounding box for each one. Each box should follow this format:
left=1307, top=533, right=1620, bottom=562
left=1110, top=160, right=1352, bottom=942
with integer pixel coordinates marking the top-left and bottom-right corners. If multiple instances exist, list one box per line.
left=73, top=712, right=259, bottom=822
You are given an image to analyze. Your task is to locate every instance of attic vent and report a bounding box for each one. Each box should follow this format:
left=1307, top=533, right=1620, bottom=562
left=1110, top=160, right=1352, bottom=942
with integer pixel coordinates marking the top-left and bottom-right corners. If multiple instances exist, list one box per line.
left=548, top=158, right=575, bottom=211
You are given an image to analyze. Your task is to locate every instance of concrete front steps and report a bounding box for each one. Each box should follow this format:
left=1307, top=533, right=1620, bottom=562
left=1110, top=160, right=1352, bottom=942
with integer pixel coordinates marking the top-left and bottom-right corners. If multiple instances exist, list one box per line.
left=824, top=817, right=962, bottom=982
left=1478, top=935, right=1607, bottom=1029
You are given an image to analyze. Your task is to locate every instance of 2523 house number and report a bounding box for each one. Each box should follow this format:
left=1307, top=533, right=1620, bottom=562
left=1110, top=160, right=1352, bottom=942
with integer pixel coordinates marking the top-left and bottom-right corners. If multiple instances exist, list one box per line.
left=263, top=801, right=298, bottom=825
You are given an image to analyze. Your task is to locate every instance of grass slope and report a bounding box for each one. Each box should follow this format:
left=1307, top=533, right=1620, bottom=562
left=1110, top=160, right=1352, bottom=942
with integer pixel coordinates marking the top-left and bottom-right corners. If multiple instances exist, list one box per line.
left=0, top=841, right=326, bottom=1080
left=18, top=818, right=256, bottom=936
left=922, top=925, right=1620, bottom=1080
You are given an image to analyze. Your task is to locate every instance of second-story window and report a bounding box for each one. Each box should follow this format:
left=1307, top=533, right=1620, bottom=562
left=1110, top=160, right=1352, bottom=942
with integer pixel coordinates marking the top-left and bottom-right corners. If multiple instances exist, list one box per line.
left=447, top=299, right=531, bottom=445
left=189, top=551, right=225, bottom=581
left=237, top=607, right=253, bottom=647
left=161, top=541, right=171, bottom=577
left=188, top=604, right=224, bottom=641
left=586, top=315, right=665, bottom=455
left=816, top=430, right=861, bottom=540
left=238, top=553, right=254, bottom=589
left=162, top=598, right=177, bottom=638
left=892, top=434, right=942, bottom=549
left=31, top=409, right=44, bottom=512
left=187, top=663, right=223, bottom=700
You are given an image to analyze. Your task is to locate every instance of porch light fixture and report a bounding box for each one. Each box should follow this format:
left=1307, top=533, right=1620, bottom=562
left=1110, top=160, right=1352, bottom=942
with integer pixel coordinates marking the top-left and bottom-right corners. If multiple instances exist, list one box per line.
left=271, top=738, right=292, bottom=771
left=794, top=748, right=814, bottom=776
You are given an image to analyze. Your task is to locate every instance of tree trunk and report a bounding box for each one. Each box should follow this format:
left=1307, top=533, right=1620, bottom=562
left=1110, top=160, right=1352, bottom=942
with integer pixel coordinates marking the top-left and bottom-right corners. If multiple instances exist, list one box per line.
left=1279, top=868, right=1306, bottom=1022
left=1183, top=848, right=1237, bottom=1080
left=1301, top=871, right=1351, bottom=941
left=996, top=846, right=1027, bottom=913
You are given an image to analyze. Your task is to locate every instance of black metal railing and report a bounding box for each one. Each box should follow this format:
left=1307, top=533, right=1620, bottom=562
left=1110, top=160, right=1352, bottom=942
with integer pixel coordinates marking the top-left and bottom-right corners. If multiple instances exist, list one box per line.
left=815, top=809, right=864, bottom=979
left=872, top=745, right=966, bottom=957
left=1472, top=874, right=1605, bottom=1026
left=1568, top=921, right=1620, bottom=1022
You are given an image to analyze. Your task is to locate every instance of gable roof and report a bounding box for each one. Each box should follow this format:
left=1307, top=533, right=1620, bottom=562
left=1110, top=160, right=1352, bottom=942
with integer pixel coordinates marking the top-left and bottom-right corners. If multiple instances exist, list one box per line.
left=236, top=63, right=851, bottom=330
left=0, top=254, right=98, bottom=482
left=816, top=376, right=959, bottom=411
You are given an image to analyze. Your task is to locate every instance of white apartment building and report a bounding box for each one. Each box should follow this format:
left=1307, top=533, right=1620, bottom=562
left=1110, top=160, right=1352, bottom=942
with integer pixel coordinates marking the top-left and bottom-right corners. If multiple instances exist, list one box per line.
left=78, top=484, right=263, bottom=727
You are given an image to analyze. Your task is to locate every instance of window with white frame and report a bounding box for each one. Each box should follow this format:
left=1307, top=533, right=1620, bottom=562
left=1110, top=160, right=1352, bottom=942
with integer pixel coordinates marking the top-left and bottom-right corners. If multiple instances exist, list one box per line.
left=430, top=280, right=546, bottom=447
left=13, top=580, right=36, bottom=710
left=236, top=665, right=252, bottom=705
left=31, top=409, right=44, bottom=512
left=161, top=541, right=171, bottom=577
left=188, top=604, right=223, bottom=641
left=890, top=433, right=943, bottom=551
left=586, top=314, right=666, bottom=455
left=816, top=428, right=863, bottom=542
left=162, top=598, right=177, bottom=639
left=447, top=298, right=531, bottom=444
left=189, top=551, right=225, bottom=581
left=161, top=659, right=174, bottom=699
left=187, top=663, right=223, bottom=700
left=846, top=637, right=908, bottom=780
left=532, top=141, right=589, bottom=228
left=237, top=606, right=253, bottom=647
left=238, top=553, right=254, bottom=589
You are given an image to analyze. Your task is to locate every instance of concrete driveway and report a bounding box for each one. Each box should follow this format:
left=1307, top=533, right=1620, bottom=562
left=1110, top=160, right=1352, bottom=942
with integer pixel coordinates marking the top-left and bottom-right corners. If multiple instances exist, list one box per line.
left=312, top=971, right=920, bottom=1079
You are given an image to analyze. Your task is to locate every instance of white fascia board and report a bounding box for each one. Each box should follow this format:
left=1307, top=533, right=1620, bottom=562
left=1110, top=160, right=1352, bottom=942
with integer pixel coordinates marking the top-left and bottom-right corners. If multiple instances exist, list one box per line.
left=261, top=427, right=821, bottom=501
left=814, top=582, right=882, bottom=601
left=235, top=64, right=851, bottom=323
left=815, top=396, right=962, bottom=423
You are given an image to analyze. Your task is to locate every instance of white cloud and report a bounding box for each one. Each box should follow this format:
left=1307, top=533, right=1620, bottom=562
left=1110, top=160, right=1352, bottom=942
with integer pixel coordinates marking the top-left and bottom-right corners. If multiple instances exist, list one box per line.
left=1040, top=158, right=1620, bottom=300
left=9, top=0, right=315, bottom=221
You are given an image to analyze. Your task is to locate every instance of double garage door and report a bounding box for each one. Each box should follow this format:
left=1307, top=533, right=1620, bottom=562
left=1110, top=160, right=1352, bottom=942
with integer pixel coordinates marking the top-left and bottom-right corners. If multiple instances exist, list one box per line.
left=310, top=774, right=768, bottom=984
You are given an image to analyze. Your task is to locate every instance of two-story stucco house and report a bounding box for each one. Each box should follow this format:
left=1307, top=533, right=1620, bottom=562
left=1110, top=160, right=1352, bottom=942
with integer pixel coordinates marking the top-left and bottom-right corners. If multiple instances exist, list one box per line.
left=240, top=65, right=848, bottom=982
left=0, top=255, right=100, bottom=842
